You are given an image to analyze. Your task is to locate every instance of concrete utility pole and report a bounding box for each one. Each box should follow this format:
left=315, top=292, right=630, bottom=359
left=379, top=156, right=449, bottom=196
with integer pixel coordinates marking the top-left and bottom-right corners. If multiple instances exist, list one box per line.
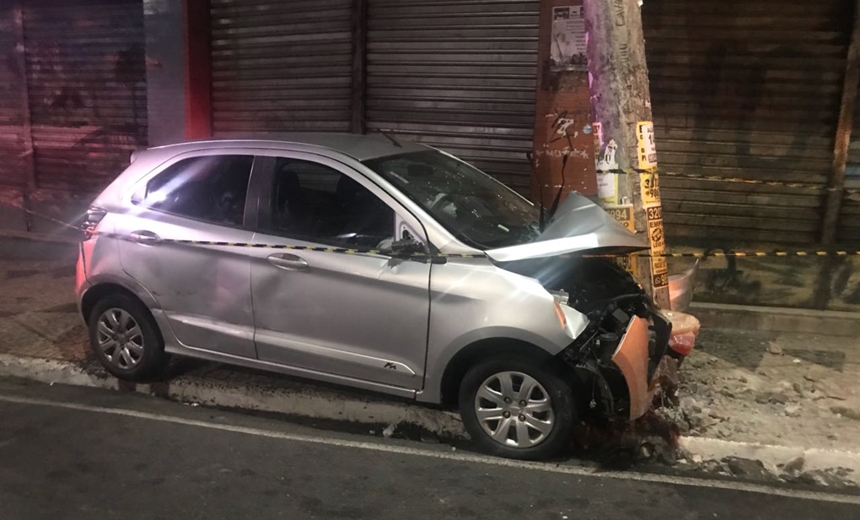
left=583, top=0, right=670, bottom=309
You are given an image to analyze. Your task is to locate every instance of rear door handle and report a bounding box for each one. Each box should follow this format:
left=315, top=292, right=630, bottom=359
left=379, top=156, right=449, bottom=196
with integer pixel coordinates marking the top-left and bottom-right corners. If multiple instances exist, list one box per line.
left=267, top=253, right=308, bottom=271
left=129, top=230, right=161, bottom=245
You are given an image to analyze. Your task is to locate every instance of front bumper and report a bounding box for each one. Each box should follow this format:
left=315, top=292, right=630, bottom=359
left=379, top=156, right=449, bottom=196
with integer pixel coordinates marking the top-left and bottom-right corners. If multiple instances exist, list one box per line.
left=560, top=296, right=678, bottom=420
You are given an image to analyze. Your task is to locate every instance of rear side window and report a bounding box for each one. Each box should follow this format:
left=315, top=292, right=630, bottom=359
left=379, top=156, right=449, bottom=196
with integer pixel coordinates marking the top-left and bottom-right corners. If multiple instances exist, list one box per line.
left=139, top=155, right=254, bottom=226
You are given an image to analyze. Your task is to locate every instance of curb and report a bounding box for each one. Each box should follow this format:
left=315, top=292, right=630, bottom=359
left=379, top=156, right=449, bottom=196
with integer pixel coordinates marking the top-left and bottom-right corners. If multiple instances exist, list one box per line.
left=690, top=302, right=860, bottom=337
left=0, top=354, right=466, bottom=437
left=680, top=437, right=860, bottom=484
left=3, top=352, right=860, bottom=486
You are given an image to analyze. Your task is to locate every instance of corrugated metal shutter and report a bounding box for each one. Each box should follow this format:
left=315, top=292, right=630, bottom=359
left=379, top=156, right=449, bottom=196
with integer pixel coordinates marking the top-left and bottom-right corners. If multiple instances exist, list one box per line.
left=643, top=0, right=852, bottom=245
left=210, top=0, right=354, bottom=136
left=22, top=0, right=146, bottom=191
left=0, top=5, right=27, bottom=186
left=366, top=0, right=539, bottom=194
left=841, top=104, right=860, bottom=245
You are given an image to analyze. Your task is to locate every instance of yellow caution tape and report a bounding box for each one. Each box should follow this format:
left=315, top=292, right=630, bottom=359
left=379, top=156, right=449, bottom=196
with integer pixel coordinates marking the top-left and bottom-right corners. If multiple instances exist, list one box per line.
left=91, top=232, right=860, bottom=260
left=599, top=168, right=859, bottom=195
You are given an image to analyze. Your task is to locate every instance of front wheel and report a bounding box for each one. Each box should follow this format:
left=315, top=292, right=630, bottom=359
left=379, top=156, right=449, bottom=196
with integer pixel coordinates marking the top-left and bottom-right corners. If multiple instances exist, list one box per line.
left=458, top=356, right=577, bottom=460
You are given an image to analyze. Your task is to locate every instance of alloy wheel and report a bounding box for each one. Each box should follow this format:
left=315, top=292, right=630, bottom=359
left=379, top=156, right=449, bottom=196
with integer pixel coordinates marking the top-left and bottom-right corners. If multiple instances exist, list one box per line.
left=95, top=308, right=145, bottom=369
left=474, top=371, right=555, bottom=448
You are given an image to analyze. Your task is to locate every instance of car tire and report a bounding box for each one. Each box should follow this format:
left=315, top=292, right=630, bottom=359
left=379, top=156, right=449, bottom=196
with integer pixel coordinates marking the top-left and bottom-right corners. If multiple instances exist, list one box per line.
left=88, top=293, right=167, bottom=381
left=458, top=355, right=577, bottom=461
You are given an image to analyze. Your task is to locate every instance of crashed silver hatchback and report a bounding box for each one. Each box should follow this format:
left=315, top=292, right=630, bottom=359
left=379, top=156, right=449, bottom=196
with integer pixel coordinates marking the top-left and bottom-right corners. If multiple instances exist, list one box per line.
left=76, top=133, right=691, bottom=460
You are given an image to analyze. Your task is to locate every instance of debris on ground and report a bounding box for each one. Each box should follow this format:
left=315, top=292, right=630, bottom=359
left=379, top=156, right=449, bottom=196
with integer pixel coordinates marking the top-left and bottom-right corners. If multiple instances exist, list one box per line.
left=724, top=457, right=775, bottom=481
left=653, top=329, right=860, bottom=452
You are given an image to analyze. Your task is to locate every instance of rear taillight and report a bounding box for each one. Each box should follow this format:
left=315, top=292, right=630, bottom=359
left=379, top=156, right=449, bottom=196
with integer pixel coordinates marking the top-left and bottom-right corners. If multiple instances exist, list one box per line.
left=84, top=206, right=107, bottom=231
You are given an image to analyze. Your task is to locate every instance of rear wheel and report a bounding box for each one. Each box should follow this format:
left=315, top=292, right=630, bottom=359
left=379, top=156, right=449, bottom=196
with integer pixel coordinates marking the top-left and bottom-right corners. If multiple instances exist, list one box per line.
left=458, top=356, right=577, bottom=460
left=88, top=293, right=167, bottom=381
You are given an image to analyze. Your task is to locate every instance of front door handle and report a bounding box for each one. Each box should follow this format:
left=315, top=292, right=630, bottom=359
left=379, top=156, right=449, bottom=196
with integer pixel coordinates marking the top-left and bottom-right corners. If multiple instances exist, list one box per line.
left=129, top=230, right=161, bottom=245
left=267, top=253, right=309, bottom=271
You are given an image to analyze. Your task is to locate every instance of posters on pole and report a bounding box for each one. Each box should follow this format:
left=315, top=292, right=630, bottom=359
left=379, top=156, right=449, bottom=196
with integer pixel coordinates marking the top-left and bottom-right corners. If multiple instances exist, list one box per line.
left=551, top=6, right=587, bottom=72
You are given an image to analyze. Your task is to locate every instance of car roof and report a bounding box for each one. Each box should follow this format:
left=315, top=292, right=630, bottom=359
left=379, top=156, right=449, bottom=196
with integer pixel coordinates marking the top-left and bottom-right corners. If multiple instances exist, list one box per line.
left=141, top=132, right=429, bottom=163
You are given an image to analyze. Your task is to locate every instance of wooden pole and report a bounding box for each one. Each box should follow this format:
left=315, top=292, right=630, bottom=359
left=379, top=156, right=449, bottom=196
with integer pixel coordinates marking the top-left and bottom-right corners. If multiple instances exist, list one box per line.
left=813, top=0, right=860, bottom=308
left=821, top=0, right=860, bottom=245
left=583, top=0, right=670, bottom=309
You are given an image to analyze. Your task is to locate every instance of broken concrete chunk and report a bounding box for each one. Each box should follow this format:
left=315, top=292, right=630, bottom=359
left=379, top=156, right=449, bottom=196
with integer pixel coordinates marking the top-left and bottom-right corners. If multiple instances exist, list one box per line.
left=756, top=391, right=790, bottom=405
left=784, top=404, right=801, bottom=418
left=770, top=392, right=789, bottom=405
left=830, top=406, right=860, bottom=421
left=767, top=343, right=783, bottom=355
left=816, top=381, right=849, bottom=401
left=724, top=457, right=773, bottom=481
left=680, top=397, right=703, bottom=414
left=783, top=456, right=805, bottom=474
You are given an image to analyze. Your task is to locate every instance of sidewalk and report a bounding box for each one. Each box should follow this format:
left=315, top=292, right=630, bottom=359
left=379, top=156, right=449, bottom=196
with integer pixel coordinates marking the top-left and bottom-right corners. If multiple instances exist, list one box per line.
left=1, top=245, right=859, bottom=486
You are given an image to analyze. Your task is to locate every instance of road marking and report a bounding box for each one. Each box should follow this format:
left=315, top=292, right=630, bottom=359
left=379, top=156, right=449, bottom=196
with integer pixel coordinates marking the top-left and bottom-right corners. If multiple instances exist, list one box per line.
left=2, top=393, right=859, bottom=505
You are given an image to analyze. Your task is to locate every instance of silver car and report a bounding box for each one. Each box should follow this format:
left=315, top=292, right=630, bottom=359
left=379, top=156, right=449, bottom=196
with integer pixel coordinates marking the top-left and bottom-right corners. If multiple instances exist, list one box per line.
left=76, top=134, right=681, bottom=460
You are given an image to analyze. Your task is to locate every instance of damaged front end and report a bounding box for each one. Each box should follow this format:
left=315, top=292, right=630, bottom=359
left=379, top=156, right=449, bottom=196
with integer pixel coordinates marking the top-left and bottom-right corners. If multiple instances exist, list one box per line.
left=559, top=286, right=674, bottom=420
left=499, top=255, right=690, bottom=421
left=485, top=192, right=698, bottom=421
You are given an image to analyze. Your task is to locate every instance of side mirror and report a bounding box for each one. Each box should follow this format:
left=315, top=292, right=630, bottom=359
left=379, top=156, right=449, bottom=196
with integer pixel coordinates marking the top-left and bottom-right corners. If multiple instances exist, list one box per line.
left=382, top=238, right=426, bottom=258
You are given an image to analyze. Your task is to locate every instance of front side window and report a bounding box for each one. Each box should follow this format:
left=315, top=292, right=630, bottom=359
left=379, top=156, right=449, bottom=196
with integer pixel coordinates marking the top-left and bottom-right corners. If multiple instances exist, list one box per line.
left=265, top=158, right=395, bottom=248
left=140, top=155, right=254, bottom=227
left=363, top=150, right=539, bottom=249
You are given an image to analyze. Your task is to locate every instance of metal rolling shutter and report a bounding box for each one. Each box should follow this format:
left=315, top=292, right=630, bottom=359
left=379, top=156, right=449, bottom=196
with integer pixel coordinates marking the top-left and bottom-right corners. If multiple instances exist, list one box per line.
left=643, top=0, right=852, bottom=245
left=210, top=0, right=354, bottom=136
left=841, top=107, right=860, bottom=245
left=23, top=0, right=147, bottom=191
left=0, top=5, right=28, bottom=187
left=366, top=0, right=539, bottom=194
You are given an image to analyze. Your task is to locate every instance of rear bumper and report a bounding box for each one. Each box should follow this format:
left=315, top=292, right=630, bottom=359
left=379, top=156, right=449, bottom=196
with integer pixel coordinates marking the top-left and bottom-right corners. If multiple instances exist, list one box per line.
left=75, top=241, right=89, bottom=319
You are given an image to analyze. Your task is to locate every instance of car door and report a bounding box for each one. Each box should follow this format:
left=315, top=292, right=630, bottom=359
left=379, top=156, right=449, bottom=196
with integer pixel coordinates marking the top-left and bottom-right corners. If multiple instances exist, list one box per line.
left=247, top=153, right=431, bottom=390
left=115, top=152, right=261, bottom=359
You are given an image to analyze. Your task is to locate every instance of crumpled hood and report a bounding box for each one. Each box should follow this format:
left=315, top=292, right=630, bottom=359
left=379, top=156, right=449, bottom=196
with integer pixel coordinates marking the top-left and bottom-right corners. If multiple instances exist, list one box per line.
left=485, top=192, right=648, bottom=262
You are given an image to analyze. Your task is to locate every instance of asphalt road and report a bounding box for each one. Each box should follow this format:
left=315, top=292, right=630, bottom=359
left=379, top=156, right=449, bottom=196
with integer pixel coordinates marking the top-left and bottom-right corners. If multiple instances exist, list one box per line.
left=1, top=378, right=858, bottom=520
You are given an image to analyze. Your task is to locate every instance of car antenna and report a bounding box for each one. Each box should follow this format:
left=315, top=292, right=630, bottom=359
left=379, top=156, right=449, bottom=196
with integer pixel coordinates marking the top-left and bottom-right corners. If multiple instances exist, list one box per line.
left=547, top=154, right=569, bottom=221
left=527, top=151, right=546, bottom=231
left=364, top=119, right=402, bottom=148
left=378, top=128, right=402, bottom=148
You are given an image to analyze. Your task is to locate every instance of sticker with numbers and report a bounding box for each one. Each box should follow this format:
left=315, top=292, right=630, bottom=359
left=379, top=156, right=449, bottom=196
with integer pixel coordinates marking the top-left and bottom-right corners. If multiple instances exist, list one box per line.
left=605, top=204, right=634, bottom=232
left=640, top=171, right=661, bottom=207
left=645, top=207, right=669, bottom=288
left=637, top=121, right=657, bottom=170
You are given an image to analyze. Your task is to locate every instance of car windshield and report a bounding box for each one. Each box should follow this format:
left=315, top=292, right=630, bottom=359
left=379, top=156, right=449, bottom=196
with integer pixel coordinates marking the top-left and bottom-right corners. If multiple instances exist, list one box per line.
left=363, top=151, right=540, bottom=249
